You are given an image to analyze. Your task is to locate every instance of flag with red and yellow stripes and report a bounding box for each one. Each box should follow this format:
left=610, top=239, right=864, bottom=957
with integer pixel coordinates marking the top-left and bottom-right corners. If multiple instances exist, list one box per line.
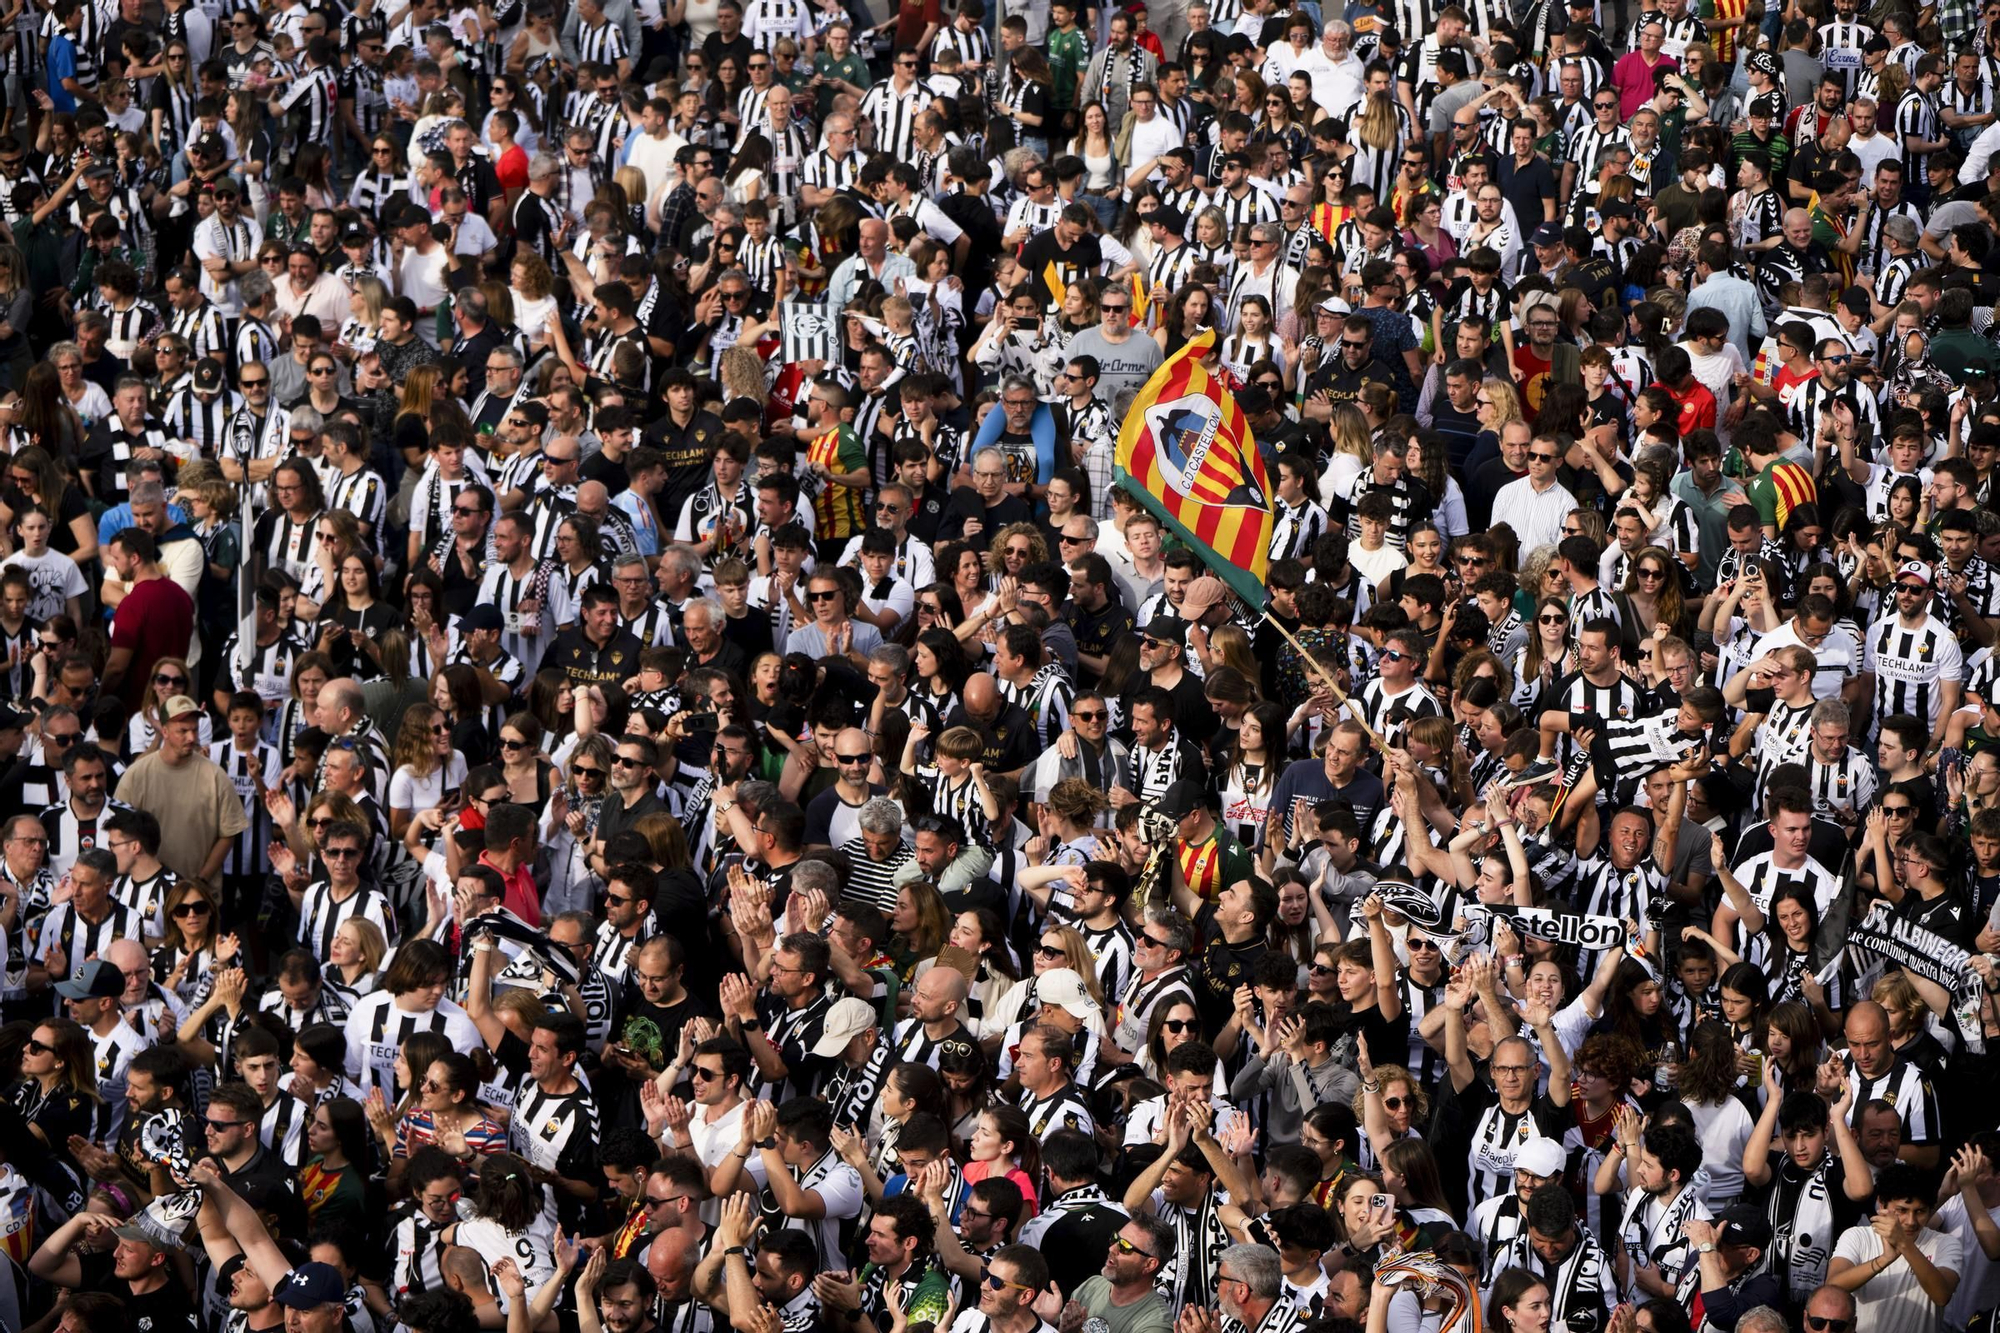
left=1115, top=328, right=1275, bottom=609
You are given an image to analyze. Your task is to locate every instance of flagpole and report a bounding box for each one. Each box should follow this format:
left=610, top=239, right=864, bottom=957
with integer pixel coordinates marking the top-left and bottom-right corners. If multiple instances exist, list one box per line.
left=1257, top=610, right=1390, bottom=755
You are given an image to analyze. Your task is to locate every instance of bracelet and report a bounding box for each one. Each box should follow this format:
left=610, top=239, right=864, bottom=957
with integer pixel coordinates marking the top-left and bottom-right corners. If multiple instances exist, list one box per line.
left=1362, top=1080, right=1381, bottom=1094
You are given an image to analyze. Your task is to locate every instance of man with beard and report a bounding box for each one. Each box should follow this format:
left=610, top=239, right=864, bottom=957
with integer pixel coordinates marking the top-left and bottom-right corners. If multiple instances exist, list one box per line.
left=577, top=1256, right=663, bottom=1333
left=1615, top=1118, right=1710, bottom=1299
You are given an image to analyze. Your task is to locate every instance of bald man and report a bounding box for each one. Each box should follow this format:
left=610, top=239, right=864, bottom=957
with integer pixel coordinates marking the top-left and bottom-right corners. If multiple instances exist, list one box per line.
left=574, top=479, right=642, bottom=563
left=107, top=937, right=186, bottom=1045
left=1836, top=1000, right=1941, bottom=1169
left=310, top=675, right=389, bottom=802
left=945, top=672, right=1039, bottom=779
left=803, top=726, right=881, bottom=847
left=440, top=1247, right=504, bottom=1322
left=890, top=965, right=971, bottom=1067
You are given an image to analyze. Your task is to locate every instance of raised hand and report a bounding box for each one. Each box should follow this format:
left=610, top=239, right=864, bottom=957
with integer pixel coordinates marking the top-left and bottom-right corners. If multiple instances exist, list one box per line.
left=493, top=1257, right=526, bottom=1300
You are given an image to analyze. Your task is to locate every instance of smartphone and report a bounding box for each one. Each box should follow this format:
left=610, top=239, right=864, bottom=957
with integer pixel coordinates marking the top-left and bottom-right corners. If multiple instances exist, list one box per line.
left=684, top=709, right=720, bottom=733
left=1370, top=1193, right=1394, bottom=1213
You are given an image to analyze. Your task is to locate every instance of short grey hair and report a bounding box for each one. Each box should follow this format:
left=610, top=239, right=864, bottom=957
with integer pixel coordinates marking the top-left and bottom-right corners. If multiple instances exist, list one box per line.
left=290, top=406, right=325, bottom=435
left=1883, top=215, right=1920, bottom=248
left=661, top=547, right=701, bottom=583
left=528, top=153, right=560, bottom=181
left=857, top=797, right=903, bottom=838
left=1217, top=1245, right=1282, bottom=1300
left=682, top=596, right=723, bottom=627
left=790, top=858, right=840, bottom=900
left=489, top=345, right=524, bottom=372
left=239, top=269, right=275, bottom=303
left=1066, top=515, right=1100, bottom=542
left=1001, top=374, right=1037, bottom=400
left=869, top=643, right=910, bottom=673
left=1810, top=697, right=1851, bottom=731
left=1734, top=1310, right=1787, bottom=1333
left=129, top=480, right=166, bottom=507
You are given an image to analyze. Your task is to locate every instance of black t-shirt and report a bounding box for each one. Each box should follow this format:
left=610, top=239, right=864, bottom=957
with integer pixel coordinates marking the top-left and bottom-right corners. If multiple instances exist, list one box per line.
left=579, top=448, right=631, bottom=496
left=939, top=487, right=1029, bottom=543
left=1017, top=230, right=1105, bottom=307
left=77, top=1252, right=199, bottom=1333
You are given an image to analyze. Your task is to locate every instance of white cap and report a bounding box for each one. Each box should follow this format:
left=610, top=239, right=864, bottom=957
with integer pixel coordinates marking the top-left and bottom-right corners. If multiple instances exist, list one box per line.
left=1036, top=968, right=1098, bottom=1022
left=811, top=997, right=880, bottom=1057
left=1514, top=1137, right=1565, bottom=1178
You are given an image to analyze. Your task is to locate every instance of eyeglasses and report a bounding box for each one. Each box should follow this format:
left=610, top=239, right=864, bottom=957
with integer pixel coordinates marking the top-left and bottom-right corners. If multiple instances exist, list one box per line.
left=499, top=737, right=526, bottom=750
left=1896, top=583, right=1928, bottom=595
left=308, top=367, right=336, bottom=377
left=613, top=755, right=645, bottom=768
left=1636, top=568, right=1666, bottom=581
left=205, top=1117, right=246, bottom=1130
left=1341, top=339, right=1370, bottom=349
left=690, top=1064, right=722, bottom=1082
left=23, top=1037, right=51, bottom=1055
left=646, top=1193, right=690, bottom=1207
left=240, top=376, right=268, bottom=387
left=1113, top=1236, right=1158, bottom=1259
left=1821, top=353, right=1852, bottom=364
left=1382, top=1095, right=1408, bottom=1110
left=983, top=1266, right=1031, bottom=1291
left=1806, top=1321, right=1852, bottom=1332
left=836, top=752, right=871, bottom=764
left=1380, top=650, right=1412, bottom=662
left=1883, top=805, right=1916, bottom=815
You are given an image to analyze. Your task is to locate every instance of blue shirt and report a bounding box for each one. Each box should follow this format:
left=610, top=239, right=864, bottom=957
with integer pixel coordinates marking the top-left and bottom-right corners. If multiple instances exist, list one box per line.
left=46, top=34, right=78, bottom=114
left=99, top=503, right=190, bottom=548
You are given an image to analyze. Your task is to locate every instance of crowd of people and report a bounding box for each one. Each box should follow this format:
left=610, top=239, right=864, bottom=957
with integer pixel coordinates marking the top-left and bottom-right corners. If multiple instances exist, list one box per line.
left=10, top=0, right=2000, bottom=1330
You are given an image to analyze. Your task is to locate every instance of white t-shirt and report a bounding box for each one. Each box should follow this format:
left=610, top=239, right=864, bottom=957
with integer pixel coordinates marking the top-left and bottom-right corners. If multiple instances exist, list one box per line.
left=388, top=754, right=469, bottom=815
left=1938, top=1193, right=2000, bottom=1330
left=1687, top=1095, right=1755, bottom=1203
left=1833, top=1221, right=1962, bottom=1333
left=0, top=548, right=87, bottom=621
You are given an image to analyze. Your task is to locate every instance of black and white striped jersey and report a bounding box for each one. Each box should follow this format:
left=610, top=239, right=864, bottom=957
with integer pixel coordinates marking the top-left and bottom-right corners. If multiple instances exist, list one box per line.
left=1748, top=697, right=1817, bottom=806
left=1894, top=89, right=1942, bottom=180
left=998, top=662, right=1074, bottom=750
left=1351, top=680, right=1442, bottom=751
left=39, top=799, right=124, bottom=880
left=742, top=0, right=811, bottom=49
left=1270, top=498, right=1329, bottom=564
left=253, top=506, right=321, bottom=585
left=326, top=466, right=389, bottom=553
left=1723, top=850, right=1844, bottom=972
left=168, top=302, right=229, bottom=362
left=858, top=79, right=935, bottom=163
left=1865, top=612, right=1962, bottom=737
left=1808, top=747, right=1876, bottom=822
left=211, top=738, right=282, bottom=878
left=590, top=916, right=654, bottom=985
left=511, top=1077, right=601, bottom=1230
left=342, top=990, right=481, bottom=1095
left=1845, top=1056, right=1941, bottom=1148
left=112, top=867, right=178, bottom=942
left=1463, top=1092, right=1568, bottom=1215
left=259, top=1090, right=306, bottom=1168
left=1341, top=473, right=1433, bottom=551
left=36, top=897, right=138, bottom=975
left=296, top=880, right=394, bottom=962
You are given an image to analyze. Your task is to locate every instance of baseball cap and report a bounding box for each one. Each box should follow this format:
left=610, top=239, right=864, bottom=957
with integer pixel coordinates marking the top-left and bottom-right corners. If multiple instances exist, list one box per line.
left=271, top=1263, right=346, bottom=1310
left=1036, top=968, right=1097, bottom=1021
left=0, top=703, right=29, bottom=732
left=1148, top=203, right=1186, bottom=233
left=1839, top=286, right=1872, bottom=316
left=192, top=359, right=224, bottom=392
left=810, top=997, right=879, bottom=1057
left=193, top=130, right=223, bottom=155
left=1317, top=294, right=1352, bottom=316
left=82, top=162, right=115, bottom=181
left=341, top=224, right=371, bottom=246
left=1514, top=1137, right=1565, bottom=1177
left=1897, top=560, right=1932, bottom=587
left=161, top=695, right=202, bottom=720
left=1156, top=780, right=1207, bottom=821
left=56, top=959, right=125, bottom=1000
left=460, top=604, right=504, bottom=631
left=1714, top=1203, right=1774, bottom=1251
left=1531, top=222, right=1564, bottom=247
left=1181, top=575, right=1226, bottom=617
left=1142, top=614, right=1188, bottom=647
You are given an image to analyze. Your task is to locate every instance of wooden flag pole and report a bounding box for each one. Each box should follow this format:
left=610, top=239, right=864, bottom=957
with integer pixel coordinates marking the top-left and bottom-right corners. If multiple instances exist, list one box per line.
left=1257, top=610, right=1392, bottom=756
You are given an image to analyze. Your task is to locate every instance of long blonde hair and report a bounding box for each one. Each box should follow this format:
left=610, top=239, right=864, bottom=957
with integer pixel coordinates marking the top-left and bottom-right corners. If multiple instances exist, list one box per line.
left=1481, top=377, right=1524, bottom=429
left=1327, top=403, right=1372, bottom=464
left=398, top=364, right=440, bottom=420
left=1357, top=90, right=1401, bottom=153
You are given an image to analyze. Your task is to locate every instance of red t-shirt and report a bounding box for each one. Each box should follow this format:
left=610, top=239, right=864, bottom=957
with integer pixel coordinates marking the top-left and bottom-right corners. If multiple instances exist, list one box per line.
left=1512, top=344, right=1553, bottom=412
left=110, top=575, right=194, bottom=708
left=494, top=143, right=529, bottom=193
left=479, top=851, right=542, bottom=927
left=1661, top=379, right=1718, bottom=435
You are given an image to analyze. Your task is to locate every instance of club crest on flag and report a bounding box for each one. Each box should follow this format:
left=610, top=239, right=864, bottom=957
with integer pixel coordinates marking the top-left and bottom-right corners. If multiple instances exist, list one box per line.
left=1115, top=328, right=1275, bottom=611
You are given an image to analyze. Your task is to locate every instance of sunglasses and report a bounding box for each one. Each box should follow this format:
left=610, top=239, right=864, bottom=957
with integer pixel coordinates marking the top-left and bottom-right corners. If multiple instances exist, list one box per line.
left=322, top=847, right=362, bottom=860
left=1806, top=1322, right=1852, bottom=1332
left=155, top=673, right=188, bottom=687
left=808, top=590, right=839, bottom=601
left=836, top=752, right=872, bottom=763
left=1382, top=1095, right=1408, bottom=1110
left=1529, top=451, right=1560, bottom=462
left=173, top=901, right=212, bottom=916
left=1162, top=1018, right=1196, bottom=1033
left=23, top=1037, right=51, bottom=1055
left=1113, top=1236, right=1158, bottom=1259
left=572, top=765, right=605, bottom=777
left=1071, top=709, right=1106, bottom=721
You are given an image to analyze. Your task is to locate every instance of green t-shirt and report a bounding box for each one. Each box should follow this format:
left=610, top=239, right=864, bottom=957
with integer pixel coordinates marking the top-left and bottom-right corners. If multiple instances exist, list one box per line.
left=1074, top=1277, right=1176, bottom=1333
left=813, top=50, right=872, bottom=119
left=1048, top=26, right=1092, bottom=109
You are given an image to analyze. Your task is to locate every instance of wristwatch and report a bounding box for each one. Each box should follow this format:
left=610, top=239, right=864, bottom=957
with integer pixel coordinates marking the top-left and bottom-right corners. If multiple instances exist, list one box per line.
left=1696, top=1242, right=1717, bottom=1254
left=739, top=1016, right=763, bottom=1031
left=757, top=1136, right=779, bottom=1150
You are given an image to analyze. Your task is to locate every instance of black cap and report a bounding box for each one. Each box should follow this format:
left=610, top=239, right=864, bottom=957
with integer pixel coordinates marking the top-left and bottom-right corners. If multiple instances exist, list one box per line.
left=1840, top=286, right=1872, bottom=316
left=1142, top=614, right=1189, bottom=647
left=192, top=359, right=224, bottom=392
left=340, top=224, right=371, bottom=245
left=1714, top=1204, right=1774, bottom=1251
left=460, top=604, right=504, bottom=631
left=1148, top=203, right=1186, bottom=233
left=1599, top=200, right=1634, bottom=220
left=193, top=130, right=224, bottom=155
left=0, top=703, right=28, bottom=731
left=82, top=162, right=115, bottom=181
left=1531, top=221, right=1564, bottom=246
left=1156, top=780, right=1207, bottom=821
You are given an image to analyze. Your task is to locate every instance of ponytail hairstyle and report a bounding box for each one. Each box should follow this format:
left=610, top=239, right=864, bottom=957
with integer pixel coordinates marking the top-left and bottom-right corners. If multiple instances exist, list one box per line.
left=472, top=1151, right=544, bottom=1232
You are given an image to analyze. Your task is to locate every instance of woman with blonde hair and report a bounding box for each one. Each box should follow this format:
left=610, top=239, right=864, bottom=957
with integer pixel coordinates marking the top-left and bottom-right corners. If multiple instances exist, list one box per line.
left=718, top=345, right=769, bottom=404
left=1035, top=777, right=1109, bottom=866
left=1320, top=402, right=1374, bottom=499
left=324, top=916, right=388, bottom=1008
left=0, top=245, right=30, bottom=390
left=1479, top=377, right=1524, bottom=436
left=1205, top=622, right=1260, bottom=681
left=336, top=275, right=390, bottom=363
left=889, top=879, right=953, bottom=981
left=1346, top=89, right=1405, bottom=198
